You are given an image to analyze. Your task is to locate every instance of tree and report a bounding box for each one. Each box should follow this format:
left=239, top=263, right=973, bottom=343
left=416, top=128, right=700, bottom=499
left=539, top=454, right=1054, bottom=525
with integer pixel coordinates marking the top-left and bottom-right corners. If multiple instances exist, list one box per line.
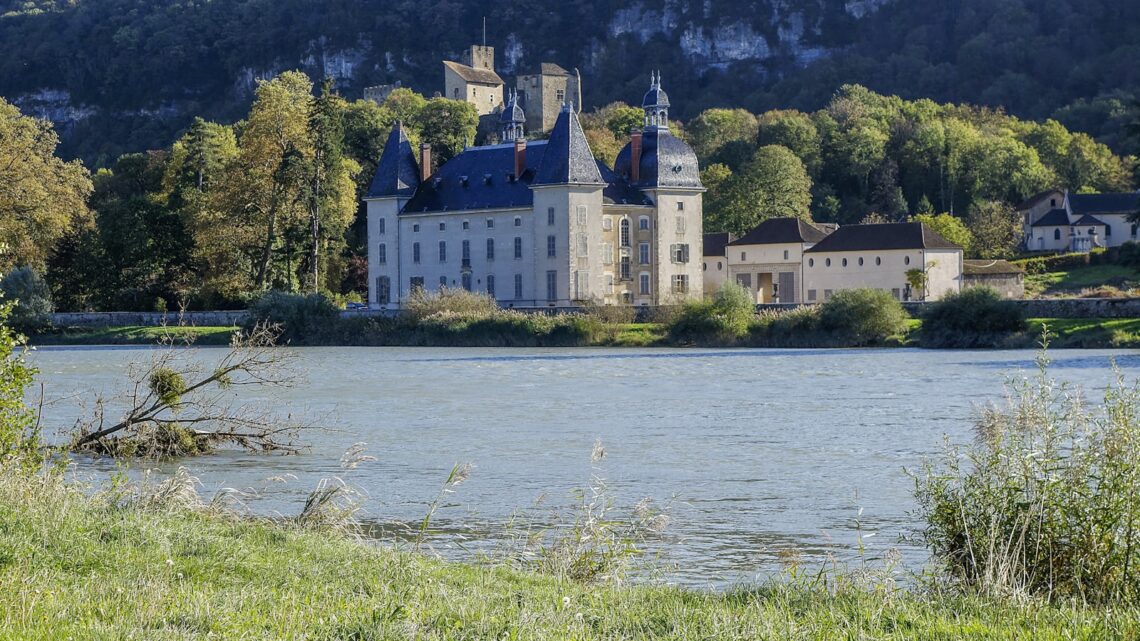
left=758, top=110, right=821, bottom=176
left=915, top=213, right=974, bottom=254
left=687, top=108, right=758, bottom=164
left=705, top=145, right=812, bottom=236
left=414, top=97, right=479, bottom=165
left=0, top=266, right=52, bottom=332
left=0, top=98, right=93, bottom=272
left=304, top=80, right=359, bottom=294
left=967, top=200, right=1023, bottom=259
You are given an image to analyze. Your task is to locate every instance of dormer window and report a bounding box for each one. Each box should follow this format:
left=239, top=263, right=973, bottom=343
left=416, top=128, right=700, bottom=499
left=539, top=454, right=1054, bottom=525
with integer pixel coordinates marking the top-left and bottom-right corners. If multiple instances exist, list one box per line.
left=460, top=176, right=469, bottom=187
left=433, top=177, right=442, bottom=187
left=483, top=173, right=492, bottom=185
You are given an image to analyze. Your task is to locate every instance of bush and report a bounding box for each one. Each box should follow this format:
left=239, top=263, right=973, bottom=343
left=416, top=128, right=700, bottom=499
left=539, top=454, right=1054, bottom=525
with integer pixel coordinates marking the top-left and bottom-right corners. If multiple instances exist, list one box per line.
left=1012, top=251, right=1091, bottom=275
left=247, top=291, right=341, bottom=344
left=1119, top=241, right=1140, bottom=269
left=921, top=287, right=1027, bottom=348
left=403, top=287, right=499, bottom=322
left=667, top=282, right=755, bottom=344
left=0, top=267, right=52, bottom=332
left=916, top=347, right=1140, bottom=604
left=816, top=289, right=908, bottom=346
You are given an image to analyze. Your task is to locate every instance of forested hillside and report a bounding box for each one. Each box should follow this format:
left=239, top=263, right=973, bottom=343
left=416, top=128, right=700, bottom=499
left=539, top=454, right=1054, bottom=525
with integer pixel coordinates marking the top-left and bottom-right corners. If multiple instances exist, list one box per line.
left=2, top=0, right=1139, bottom=164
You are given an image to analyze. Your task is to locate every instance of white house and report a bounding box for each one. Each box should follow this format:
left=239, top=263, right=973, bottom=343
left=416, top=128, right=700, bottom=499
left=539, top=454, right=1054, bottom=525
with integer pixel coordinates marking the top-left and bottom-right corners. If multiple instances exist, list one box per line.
left=366, top=75, right=705, bottom=309
left=724, top=218, right=830, bottom=303
left=1020, top=189, right=1140, bottom=252
left=701, top=232, right=733, bottom=295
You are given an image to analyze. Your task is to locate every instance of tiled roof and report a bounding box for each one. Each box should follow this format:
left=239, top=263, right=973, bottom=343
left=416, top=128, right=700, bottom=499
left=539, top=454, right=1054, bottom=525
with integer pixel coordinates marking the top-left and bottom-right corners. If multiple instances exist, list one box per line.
left=366, top=123, right=420, bottom=199
left=533, top=107, right=605, bottom=186
left=728, top=217, right=830, bottom=246
left=442, top=60, right=503, bottom=85
left=1069, top=192, right=1140, bottom=215
left=804, top=222, right=961, bottom=253
left=613, top=128, right=703, bottom=189
left=703, top=232, right=735, bottom=257
left=963, top=259, right=1024, bottom=276
left=1030, top=209, right=1071, bottom=227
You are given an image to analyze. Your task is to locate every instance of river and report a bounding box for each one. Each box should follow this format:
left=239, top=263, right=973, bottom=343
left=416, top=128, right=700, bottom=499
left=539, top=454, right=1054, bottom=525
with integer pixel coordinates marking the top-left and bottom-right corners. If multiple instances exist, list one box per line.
left=28, top=345, right=1140, bottom=585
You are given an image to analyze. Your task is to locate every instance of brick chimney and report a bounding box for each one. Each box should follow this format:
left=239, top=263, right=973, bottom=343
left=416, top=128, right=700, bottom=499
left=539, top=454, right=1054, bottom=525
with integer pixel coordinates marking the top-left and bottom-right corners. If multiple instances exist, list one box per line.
left=514, top=139, right=527, bottom=179
left=420, top=143, right=432, bottom=182
left=629, top=129, right=642, bottom=183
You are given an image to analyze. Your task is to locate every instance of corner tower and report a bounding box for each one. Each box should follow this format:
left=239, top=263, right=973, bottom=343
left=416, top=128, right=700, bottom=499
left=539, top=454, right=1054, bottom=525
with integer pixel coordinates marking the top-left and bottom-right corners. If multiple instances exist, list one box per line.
left=365, top=122, right=420, bottom=308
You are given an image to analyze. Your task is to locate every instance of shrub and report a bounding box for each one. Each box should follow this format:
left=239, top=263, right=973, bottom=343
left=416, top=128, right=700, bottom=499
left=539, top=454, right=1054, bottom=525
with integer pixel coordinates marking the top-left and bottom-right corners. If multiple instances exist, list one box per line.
left=1119, top=241, right=1140, bottom=269
left=916, top=345, right=1140, bottom=604
left=666, top=282, right=754, bottom=343
left=1012, top=252, right=1091, bottom=275
left=921, top=287, right=1027, bottom=348
left=247, top=291, right=340, bottom=344
left=403, top=287, right=499, bottom=322
left=816, top=289, right=908, bottom=346
left=0, top=267, right=52, bottom=333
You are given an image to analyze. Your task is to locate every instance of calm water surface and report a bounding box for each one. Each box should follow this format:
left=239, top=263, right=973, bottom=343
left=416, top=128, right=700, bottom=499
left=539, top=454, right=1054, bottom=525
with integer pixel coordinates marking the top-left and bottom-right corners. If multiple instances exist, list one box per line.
left=29, top=346, right=1140, bottom=585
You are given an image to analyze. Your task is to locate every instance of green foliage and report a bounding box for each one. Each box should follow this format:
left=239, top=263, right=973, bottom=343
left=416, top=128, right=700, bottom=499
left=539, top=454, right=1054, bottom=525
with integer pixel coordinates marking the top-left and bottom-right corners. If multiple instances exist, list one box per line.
left=414, top=98, right=479, bottom=165
left=1012, top=251, right=1092, bottom=275
left=666, top=282, right=755, bottom=343
left=247, top=290, right=341, bottom=344
left=0, top=303, right=38, bottom=464
left=705, top=145, right=813, bottom=235
left=687, top=108, right=759, bottom=164
left=1119, top=241, right=1140, bottom=269
left=921, top=288, right=1027, bottom=348
left=916, top=346, right=1140, bottom=603
left=148, top=367, right=187, bottom=407
left=967, top=201, right=1023, bottom=259
left=816, top=289, right=909, bottom=346
left=914, top=213, right=973, bottom=253
left=0, top=267, right=52, bottom=332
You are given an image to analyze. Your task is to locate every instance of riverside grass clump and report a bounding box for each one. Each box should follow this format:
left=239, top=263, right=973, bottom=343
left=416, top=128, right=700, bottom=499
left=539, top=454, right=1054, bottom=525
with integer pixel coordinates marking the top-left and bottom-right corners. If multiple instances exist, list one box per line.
left=920, top=287, right=1028, bottom=348
left=915, top=337, right=1140, bottom=604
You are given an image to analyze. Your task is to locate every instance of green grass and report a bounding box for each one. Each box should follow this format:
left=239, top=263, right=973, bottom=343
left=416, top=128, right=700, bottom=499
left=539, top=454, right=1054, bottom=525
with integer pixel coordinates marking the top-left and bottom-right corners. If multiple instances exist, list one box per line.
left=1, top=468, right=1136, bottom=640
left=603, top=322, right=667, bottom=347
left=1028, top=317, right=1140, bottom=348
left=30, top=325, right=237, bottom=346
left=1024, top=264, right=1140, bottom=297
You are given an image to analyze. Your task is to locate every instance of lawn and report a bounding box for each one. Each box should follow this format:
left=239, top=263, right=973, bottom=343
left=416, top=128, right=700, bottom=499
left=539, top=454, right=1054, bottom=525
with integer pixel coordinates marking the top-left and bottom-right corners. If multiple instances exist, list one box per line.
left=31, top=325, right=237, bottom=346
left=1, top=467, right=1136, bottom=640
left=1024, top=264, right=1140, bottom=297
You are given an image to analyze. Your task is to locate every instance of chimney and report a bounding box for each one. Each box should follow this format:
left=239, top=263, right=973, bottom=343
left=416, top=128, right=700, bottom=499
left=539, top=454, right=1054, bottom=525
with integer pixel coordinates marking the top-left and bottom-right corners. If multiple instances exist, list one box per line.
left=514, top=139, right=526, bottom=179
left=420, top=143, right=432, bottom=182
left=630, top=129, right=642, bottom=183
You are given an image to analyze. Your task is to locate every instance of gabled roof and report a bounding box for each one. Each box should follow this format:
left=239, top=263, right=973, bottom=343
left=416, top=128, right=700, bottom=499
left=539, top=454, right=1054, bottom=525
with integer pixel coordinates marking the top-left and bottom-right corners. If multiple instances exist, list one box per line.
left=533, top=107, right=605, bottom=186
left=1016, top=189, right=1064, bottom=211
left=964, top=259, right=1024, bottom=276
left=703, top=232, right=735, bottom=257
left=1031, top=209, right=1071, bottom=227
left=540, top=63, right=570, bottom=76
left=728, top=217, right=830, bottom=246
left=1069, top=192, right=1140, bottom=215
left=1073, top=214, right=1109, bottom=226
left=804, top=222, right=961, bottom=253
left=442, top=60, right=503, bottom=86
left=366, top=123, right=420, bottom=199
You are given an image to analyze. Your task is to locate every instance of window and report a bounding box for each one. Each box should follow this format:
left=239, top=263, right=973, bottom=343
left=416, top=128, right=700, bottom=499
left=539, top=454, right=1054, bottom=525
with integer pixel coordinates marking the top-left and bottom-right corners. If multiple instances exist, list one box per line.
left=677, top=201, right=684, bottom=211
left=439, top=275, right=448, bottom=287
left=377, top=218, right=385, bottom=235
left=377, top=243, right=386, bottom=264
left=904, top=256, right=911, bottom=266
left=741, top=252, right=746, bottom=261
left=807, top=289, right=817, bottom=302
left=1090, top=227, right=1096, bottom=235
left=825, top=258, right=832, bottom=267
left=486, top=274, right=495, bottom=297
left=462, top=220, right=469, bottom=230
left=1133, top=224, right=1138, bottom=237
left=602, top=242, right=613, bottom=265
left=453, top=88, right=459, bottom=98
left=875, top=257, right=881, bottom=266
left=737, top=273, right=752, bottom=288
left=603, top=216, right=612, bottom=231
left=576, top=205, right=587, bottom=226
left=413, top=242, right=421, bottom=264
left=671, top=275, right=689, bottom=294
left=461, top=272, right=472, bottom=291
left=620, top=256, right=631, bottom=280
left=604, top=273, right=614, bottom=294
left=439, top=222, right=446, bottom=231
left=717, top=261, right=723, bottom=271
left=639, top=216, right=650, bottom=231
left=842, top=258, right=848, bottom=267
left=671, top=244, right=690, bottom=263
left=547, top=235, right=556, bottom=257
left=376, top=276, right=390, bottom=305
left=514, top=237, right=523, bottom=259
left=547, top=207, right=555, bottom=226
left=574, top=271, right=589, bottom=299
left=413, top=223, right=420, bottom=232
left=639, top=273, right=650, bottom=295
left=514, top=216, right=522, bottom=227
left=1054, top=229, right=1061, bottom=240
left=577, top=233, right=588, bottom=257
left=808, top=258, right=814, bottom=267
left=783, top=250, right=789, bottom=260
left=639, top=242, right=650, bottom=264
left=438, top=241, right=446, bottom=262
left=514, top=274, right=523, bottom=299
left=892, top=288, right=901, bottom=300
left=620, top=219, right=631, bottom=247
left=461, top=240, right=470, bottom=265
left=410, top=276, right=424, bottom=293
left=486, top=238, right=495, bottom=260
left=675, top=216, right=686, bottom=233
left=824, top=289, right=833, bottom=300
left=622, top=292, right=633, bottom=304
left=1107, top=225, right=1112, bottom=237
left=858, top=257, right=864, bottom=266
left=556, top=89, right=565, bottom=102
left=546, top=270, right=557, bottom=301
left=487, top=218, right=494, bottom=228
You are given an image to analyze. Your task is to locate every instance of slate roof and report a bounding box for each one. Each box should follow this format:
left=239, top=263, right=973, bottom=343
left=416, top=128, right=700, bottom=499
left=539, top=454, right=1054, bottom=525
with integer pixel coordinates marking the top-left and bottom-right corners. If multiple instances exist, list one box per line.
left=1016, top=189, right=1064, bottom=211
left=963, top=259, right=1024, bottom=276
left=1030, top=209, right=1072, bottom=227
left=442, top=60, right=503, bottom=85
left=1073, top=214, right=1109, bottom=226
left=1069, top=192, right=1140, bottom=215
left=613, top=128, right=703, bottom=189
left=703, top=232, right=734, bottom=257
left=533, top=107, right=605, bottom=185
left=366, top=123, right=420, bottom=199
left=728, top=217, right=830, bottom=246
left=401, top=140, right=548, bottom=214
left=540, top=63, right=570, bottom=76
left=804, top=222, right=961, bottom=253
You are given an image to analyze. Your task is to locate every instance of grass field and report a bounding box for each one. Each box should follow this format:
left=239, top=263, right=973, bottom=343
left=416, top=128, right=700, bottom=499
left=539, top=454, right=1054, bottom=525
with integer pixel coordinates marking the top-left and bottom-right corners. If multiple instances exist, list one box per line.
left=31, top=325, right=237, bottom=346
left=1, top=467, right=1136, bottom=640
left=1024, top=264, right=1140, bottom=298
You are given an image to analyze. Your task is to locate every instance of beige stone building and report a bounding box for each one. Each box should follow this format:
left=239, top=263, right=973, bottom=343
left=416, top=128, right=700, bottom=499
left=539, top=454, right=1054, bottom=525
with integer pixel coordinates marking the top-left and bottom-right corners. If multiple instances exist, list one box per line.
left=963, top=259, right=1025, bottom=299
left=702, top=232, right=733, bottom=294
left=443, top=45, right=504, bottom=116
left=516, top=63, right=581, bottom=133
left=725, top=218, right=830, bottom=303
left=366, top=76, right=704, bottom=309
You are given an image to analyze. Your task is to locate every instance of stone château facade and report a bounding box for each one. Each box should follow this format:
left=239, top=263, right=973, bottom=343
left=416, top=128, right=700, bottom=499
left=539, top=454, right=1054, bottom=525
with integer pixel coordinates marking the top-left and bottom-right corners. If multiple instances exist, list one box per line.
left=366, top=75, right=705, bottom=309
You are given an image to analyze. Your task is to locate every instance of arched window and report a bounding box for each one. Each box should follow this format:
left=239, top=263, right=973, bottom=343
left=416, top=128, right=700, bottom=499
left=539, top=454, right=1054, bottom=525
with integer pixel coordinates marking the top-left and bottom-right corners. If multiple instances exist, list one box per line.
left=1054, top=229, right=1061, bottom=240
left=620, top=219, right=631, bottom=247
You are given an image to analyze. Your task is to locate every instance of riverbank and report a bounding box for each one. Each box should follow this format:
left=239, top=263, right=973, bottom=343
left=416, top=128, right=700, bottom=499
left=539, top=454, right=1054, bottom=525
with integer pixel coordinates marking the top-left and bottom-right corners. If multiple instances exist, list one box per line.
left=0, top=468, right=1131, bottom=639
left=30, top=316, right=1140, bottom=349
